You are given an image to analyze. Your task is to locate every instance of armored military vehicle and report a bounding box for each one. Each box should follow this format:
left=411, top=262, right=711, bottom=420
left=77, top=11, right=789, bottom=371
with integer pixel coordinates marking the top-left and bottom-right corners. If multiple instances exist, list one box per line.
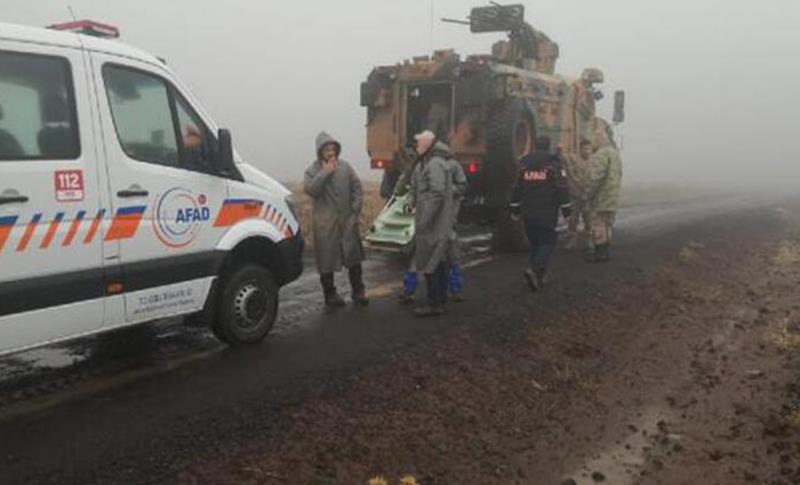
left=361, top=4, right=622, bottom=251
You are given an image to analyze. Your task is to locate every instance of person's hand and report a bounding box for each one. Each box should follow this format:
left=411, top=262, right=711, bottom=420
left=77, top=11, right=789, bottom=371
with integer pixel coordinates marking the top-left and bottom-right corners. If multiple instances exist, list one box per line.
left=510, top=212, right=520, bottom=222
left=322, top=157, right=337, bottom=174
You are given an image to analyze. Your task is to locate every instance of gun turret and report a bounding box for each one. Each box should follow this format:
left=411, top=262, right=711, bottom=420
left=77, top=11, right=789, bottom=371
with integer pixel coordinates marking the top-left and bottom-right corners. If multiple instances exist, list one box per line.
left=444, top=4, right=560, bottom=74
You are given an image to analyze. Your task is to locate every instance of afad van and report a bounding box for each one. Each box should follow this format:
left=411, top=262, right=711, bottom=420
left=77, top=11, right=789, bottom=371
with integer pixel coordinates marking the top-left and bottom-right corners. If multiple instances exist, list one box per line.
left=0, top=21, right=304, bottom=356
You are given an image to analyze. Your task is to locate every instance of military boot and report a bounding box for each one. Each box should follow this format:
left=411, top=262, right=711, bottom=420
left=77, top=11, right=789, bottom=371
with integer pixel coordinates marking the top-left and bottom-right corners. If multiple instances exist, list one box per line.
left=564, top=235, right=579, bottom=251
left=595, top=244, right=611, bottom=263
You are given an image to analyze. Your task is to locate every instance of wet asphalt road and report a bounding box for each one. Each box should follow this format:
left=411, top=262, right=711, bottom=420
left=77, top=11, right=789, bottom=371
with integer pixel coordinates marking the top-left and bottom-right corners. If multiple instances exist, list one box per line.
left=0, top=193, right=775, bottom=484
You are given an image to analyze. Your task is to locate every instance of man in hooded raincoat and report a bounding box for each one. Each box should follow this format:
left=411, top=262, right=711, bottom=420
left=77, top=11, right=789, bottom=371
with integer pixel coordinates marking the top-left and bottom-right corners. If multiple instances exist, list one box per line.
left=304, top=132, right=368, bottom=306
left=586, top=122, right=623, bottom=263
left=399, top=146, right=466, bottom=304
left=409, top=131, right=457, bottom=317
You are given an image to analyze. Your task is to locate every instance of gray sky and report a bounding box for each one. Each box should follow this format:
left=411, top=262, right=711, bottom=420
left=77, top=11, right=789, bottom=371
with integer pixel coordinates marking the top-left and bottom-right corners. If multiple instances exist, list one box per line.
left=4, top=0, right=799, bottom=186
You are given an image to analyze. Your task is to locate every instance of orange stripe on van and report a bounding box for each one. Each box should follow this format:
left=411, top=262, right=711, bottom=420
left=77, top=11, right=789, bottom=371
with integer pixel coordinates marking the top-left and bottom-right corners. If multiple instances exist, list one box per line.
left=84, top=209, right=106, bottom=244
left=105, top=206, right=146, bottom=241
left=62, top=210, right=87, bottom=247
left=16, top=213, right=42, bottom=252
left=214, top=199, right=264, bottom=227
left=0, top=216, right=17, bottom=253
left=40, top=212, right=65, bottom=249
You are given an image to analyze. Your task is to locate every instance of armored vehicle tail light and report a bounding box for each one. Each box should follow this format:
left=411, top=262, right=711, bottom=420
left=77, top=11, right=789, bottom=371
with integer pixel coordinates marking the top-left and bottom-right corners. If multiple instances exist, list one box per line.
left=371, top=159, right=393, bottom=170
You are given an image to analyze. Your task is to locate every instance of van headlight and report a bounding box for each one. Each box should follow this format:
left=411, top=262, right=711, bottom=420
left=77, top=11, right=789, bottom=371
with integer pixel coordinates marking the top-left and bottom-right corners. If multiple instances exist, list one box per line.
left=285, top=195, right=300, bottom=222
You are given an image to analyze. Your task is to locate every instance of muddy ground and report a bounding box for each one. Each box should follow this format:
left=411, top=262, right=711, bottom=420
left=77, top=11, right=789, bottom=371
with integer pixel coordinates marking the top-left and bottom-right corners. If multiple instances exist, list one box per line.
left=0, top=195, right=799, bottom=485
left=177, top=201, right=800, bottom=485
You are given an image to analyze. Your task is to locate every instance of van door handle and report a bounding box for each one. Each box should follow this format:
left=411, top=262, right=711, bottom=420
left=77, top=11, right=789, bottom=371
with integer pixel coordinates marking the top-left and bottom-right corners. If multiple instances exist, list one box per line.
left=117, top=189, right=149, bottom=198
left=0, top=195, right=29, bottom=205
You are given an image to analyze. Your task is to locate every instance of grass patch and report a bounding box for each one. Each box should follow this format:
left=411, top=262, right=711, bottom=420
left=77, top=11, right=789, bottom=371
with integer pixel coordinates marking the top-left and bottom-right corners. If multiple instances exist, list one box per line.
left=769, top=317, right=800, bottom=351
left=774, top=241, right=800, bottom=266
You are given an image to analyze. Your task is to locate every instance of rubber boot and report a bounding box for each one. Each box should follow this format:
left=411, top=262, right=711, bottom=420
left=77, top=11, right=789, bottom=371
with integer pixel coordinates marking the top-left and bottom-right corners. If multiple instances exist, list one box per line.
left=348, top=265, right=369, bottom=306
left=321, top=273, right=345, bottom=307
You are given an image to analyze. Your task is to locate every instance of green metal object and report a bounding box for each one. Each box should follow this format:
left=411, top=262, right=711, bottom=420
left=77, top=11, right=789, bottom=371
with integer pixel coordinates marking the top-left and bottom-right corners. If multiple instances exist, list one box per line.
left=365, top=193, right=415, bottom=252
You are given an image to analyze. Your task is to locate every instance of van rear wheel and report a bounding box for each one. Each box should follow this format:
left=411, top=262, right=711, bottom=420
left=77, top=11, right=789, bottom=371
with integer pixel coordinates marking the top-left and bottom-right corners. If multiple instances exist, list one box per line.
left=213, top=263, right=278, bottom=346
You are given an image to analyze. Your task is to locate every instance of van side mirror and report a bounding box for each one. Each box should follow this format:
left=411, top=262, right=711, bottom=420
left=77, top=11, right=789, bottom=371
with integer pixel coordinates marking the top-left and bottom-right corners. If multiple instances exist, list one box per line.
left=216, top=128, right=235, bottom=175
left=613, top=91, right=626, bottom=124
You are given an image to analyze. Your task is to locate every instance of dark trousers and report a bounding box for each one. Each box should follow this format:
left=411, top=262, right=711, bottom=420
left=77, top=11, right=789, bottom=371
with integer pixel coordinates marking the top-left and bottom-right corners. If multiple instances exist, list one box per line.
left=524, top=219, right=558, bottom=275
left=424, top=262, right=448, bottom=307
left=320, top=264, right=364, bottom=295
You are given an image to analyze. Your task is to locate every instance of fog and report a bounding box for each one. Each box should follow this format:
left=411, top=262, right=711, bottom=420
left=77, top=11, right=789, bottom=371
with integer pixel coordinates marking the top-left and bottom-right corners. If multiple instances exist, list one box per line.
left=4, top=0, right=799, bottom=188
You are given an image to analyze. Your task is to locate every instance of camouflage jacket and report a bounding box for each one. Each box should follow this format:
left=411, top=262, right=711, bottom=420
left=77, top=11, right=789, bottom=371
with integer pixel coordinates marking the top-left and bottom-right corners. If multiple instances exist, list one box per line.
left=562, top=153, right=592, bottom=199
left=587, top=146, right=623, bottom=212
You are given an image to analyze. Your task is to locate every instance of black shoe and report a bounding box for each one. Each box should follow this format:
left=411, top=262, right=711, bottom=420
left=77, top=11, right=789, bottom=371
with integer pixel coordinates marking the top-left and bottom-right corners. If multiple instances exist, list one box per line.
left=352, top=290, right=370, bottom=306
left=324, top=292, right=346, bottom=307
left=524, top=269, right=540, bottom=292
left=414, top=306, right=445, bottom=318
left=535, top=269, right=548, bottom=288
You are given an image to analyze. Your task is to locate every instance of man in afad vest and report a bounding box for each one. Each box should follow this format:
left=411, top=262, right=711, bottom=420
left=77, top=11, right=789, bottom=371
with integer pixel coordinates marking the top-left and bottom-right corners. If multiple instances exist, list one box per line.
left=509, top=136, right=572, bottom=291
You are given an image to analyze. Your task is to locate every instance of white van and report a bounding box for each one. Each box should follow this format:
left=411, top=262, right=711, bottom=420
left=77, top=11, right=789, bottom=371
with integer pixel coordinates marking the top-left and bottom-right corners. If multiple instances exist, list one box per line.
left=0, top=21, right=304, bottom=356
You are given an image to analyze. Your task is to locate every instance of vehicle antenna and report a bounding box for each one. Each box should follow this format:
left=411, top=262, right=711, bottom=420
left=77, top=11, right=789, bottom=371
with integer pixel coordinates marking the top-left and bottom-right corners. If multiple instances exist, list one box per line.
left=67, top=5, right=78, bottom=22
left=429, top=0, right=435, bottom=51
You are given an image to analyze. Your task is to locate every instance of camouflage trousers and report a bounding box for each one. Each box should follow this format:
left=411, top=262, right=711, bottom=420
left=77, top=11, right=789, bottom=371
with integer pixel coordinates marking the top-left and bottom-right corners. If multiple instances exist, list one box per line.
left=566, top=198, right=592, bottom=244
left=590, top=210, right=616, bottom=247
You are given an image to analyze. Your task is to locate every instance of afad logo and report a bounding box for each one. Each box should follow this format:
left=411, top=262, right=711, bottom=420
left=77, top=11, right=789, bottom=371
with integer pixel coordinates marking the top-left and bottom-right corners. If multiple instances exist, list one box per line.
left=152, top=187, right=211, bottom=248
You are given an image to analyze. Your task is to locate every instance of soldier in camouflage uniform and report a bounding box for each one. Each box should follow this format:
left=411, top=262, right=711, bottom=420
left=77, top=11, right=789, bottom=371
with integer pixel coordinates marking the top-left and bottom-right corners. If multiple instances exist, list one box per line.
left=585, top=123, right=623, bottom=263
left=562, top=139, right=594, bottom=250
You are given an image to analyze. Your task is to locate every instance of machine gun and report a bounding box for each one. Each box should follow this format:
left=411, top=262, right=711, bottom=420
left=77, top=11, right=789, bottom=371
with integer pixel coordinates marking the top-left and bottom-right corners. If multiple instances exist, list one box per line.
left=443, top=4, right=559, bottom=74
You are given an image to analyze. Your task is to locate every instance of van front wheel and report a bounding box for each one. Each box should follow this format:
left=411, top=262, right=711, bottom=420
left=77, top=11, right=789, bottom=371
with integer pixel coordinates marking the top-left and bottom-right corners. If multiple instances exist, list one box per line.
left=214, top=263, right=278, bottom=346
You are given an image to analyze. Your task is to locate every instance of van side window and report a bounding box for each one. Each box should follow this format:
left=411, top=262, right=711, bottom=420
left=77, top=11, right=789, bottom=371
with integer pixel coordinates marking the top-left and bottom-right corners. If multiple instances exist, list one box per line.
left=103, top=66, right=180, bottom=167
left=0, top=51, right=80, bottom=161
left=174, top=92, right=215, bottom=173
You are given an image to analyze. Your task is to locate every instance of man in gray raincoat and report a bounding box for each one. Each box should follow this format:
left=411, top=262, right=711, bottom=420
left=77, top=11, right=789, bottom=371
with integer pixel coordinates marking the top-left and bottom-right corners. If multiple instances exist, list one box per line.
left=409, top=130, right=457, bottom=317
left=304, top=132, right=368, bottom=307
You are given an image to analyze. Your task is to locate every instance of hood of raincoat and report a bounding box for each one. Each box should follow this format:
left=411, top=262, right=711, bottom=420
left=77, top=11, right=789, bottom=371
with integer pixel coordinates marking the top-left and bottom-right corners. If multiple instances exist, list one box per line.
left=315, top=132, right=341, bottom=160
left=420, top=140, right=452, bottom=162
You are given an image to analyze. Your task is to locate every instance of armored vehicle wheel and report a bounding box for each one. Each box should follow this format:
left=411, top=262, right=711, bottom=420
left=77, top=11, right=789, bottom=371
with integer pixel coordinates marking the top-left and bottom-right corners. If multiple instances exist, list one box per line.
left=213, top=263, right=279, bottom=346
left=486, top=98, right=535, bottom=252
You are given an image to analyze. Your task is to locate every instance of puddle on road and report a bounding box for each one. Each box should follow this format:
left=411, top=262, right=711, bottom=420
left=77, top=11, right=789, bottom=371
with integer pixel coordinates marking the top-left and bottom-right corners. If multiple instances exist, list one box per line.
left=564, top=407, right=682, bottom=485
